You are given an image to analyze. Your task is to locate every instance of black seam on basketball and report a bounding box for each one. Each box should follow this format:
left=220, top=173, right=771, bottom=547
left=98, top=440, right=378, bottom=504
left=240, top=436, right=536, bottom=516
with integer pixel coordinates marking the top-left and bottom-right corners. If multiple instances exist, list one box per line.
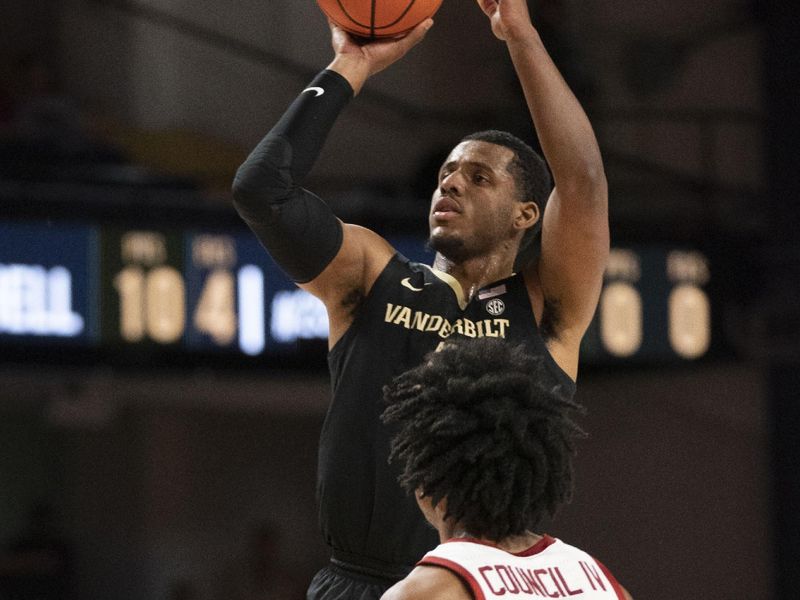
left=374, top=0, right=417, bottom=30
left=371, top=0, right=376, bottom=37
left=334, top=0, right=364, bottom=27
left=332, top=0, right=418, bottom=31
left=334, top=0, right=372, bottom=28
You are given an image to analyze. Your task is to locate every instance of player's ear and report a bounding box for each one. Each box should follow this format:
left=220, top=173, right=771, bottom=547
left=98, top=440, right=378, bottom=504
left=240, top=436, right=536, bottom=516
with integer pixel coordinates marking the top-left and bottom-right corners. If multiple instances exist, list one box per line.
left=514, top=201, right=539, bottom=231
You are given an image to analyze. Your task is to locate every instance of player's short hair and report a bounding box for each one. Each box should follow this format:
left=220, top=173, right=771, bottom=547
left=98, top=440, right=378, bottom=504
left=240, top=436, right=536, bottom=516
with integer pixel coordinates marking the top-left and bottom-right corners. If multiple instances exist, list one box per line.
left=382, top=337, right=583, bottom=541
left=461, top=130, right=551, bottom=269
left=461, top=130, right=552, bottom=209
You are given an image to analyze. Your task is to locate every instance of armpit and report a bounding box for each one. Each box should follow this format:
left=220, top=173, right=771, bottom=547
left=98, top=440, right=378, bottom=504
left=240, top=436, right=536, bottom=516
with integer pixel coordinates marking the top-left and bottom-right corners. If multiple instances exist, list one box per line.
left=539, top=296, right=562, bottom=341
left=341, top=287, right=366, bottom=319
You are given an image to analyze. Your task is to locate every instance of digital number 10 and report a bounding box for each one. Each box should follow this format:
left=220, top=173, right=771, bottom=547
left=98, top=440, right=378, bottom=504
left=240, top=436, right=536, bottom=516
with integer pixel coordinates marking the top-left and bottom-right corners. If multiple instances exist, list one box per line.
left=113, top=266, right=264, bottom=354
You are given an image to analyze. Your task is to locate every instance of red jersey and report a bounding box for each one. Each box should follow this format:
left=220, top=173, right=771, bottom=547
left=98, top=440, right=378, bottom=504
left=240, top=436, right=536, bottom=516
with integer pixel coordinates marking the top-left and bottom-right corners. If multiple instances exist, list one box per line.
left=418, top=535, right=626, bottom=599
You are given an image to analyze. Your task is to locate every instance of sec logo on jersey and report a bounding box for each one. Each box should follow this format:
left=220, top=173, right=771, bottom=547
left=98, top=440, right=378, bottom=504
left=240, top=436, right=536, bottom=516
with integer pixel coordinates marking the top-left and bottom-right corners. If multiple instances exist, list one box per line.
left=485, top=299, right=505, bottom=316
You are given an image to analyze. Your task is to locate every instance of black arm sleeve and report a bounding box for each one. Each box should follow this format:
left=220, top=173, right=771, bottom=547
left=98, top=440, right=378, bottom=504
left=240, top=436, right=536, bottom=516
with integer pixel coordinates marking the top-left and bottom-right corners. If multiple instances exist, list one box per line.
left=231, top=69, right=353, bottom=283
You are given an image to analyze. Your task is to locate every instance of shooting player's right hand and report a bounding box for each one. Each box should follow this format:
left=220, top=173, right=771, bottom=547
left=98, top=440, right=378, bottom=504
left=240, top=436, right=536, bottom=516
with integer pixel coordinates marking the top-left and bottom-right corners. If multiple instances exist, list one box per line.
left=327, top=19, right=434, bottom=95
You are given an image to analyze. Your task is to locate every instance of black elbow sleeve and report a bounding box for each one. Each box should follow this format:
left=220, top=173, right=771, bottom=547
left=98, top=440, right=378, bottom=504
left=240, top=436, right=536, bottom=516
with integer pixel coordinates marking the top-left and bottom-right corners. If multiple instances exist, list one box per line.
left=232, top=135, right=293, bottom=209
left=248, top=187, right=343, bottom=284
left=232, top=135, right=342, bottom=283
left=232, top=69, right=353, bottom=283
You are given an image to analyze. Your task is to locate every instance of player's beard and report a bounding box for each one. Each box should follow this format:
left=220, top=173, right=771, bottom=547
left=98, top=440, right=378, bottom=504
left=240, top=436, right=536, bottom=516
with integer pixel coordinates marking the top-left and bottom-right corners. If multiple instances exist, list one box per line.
left=427, top=232, right=473, bottom=263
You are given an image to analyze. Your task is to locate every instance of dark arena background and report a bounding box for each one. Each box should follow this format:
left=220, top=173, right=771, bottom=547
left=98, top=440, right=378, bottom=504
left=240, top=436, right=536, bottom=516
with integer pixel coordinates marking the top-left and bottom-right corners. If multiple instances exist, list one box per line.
left=1, top=1, right=797, bottom=599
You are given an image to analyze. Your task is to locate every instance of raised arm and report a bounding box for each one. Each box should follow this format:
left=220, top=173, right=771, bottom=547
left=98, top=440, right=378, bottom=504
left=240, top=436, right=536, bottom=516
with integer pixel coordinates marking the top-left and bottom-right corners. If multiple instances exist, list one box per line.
left=477, top=0, right=609, bottom=376
left=231, top=20, right=433, bottom=345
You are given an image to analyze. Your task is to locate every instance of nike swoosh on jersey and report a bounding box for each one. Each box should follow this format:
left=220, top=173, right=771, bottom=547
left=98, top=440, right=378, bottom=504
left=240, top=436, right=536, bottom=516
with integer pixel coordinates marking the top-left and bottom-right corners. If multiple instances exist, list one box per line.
left=302, top=86, right=325, bottom=97
left=401, top=277, right=424, bottom=292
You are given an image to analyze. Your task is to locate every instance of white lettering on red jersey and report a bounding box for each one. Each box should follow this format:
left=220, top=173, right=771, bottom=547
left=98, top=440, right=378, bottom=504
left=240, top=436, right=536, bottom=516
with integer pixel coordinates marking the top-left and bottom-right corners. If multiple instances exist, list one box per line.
left=418, top=535, right=626, bottom=599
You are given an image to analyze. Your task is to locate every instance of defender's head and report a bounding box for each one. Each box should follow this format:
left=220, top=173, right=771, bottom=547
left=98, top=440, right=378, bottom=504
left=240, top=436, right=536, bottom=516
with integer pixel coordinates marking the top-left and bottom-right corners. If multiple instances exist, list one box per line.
left=382, top=337, right=582, bottom=541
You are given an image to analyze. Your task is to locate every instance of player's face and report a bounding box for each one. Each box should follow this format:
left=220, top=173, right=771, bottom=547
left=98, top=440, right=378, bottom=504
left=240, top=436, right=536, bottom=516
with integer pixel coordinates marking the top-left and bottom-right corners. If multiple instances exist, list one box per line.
left=428, top=141, right=522, bottom=262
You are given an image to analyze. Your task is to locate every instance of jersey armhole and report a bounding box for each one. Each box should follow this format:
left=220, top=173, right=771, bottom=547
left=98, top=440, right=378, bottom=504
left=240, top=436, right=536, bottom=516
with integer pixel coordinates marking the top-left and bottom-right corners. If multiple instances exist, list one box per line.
left=328, top=252, right=407, bottom=361
left=418, top=557, right=485, bottom=600
left=594, top=558, right=628, bottom=600
left=519, top=272, right=577, bottom=388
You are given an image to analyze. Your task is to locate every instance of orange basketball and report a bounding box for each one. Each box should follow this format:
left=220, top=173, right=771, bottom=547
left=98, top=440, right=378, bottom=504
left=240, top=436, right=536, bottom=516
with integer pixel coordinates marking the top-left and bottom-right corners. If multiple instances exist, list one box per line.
left=316, top=0, right=443, bottom=38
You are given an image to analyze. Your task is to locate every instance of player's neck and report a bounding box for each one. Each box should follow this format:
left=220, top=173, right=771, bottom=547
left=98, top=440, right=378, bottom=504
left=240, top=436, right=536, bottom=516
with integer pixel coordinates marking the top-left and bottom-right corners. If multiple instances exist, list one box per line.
left=445, top=528, right=544, bottom=553
left=495, top=531, right=544, bottom=554
left=433, top=251, right=515, bottom=302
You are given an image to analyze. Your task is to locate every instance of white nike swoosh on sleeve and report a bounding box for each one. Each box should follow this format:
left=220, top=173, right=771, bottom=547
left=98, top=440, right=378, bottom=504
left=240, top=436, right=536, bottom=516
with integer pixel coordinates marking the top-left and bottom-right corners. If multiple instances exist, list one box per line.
left=401, top=277, right=424, bottom=292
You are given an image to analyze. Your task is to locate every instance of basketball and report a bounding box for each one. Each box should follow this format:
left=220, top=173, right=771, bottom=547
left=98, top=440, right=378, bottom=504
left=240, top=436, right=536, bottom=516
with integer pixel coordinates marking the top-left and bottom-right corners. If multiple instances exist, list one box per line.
left=316, top=0, right=443, bottom=38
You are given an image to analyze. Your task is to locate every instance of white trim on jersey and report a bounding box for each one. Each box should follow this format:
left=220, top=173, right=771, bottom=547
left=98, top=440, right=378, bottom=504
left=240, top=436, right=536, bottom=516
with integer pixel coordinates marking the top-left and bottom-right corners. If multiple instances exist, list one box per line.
left=418, top=535, right=626, bottom=599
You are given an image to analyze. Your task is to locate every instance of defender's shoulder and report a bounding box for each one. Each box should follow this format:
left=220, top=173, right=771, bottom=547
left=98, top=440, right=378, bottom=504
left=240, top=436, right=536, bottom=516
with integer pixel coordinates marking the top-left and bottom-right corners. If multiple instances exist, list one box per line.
left=380, top=565, right=472, bottom=600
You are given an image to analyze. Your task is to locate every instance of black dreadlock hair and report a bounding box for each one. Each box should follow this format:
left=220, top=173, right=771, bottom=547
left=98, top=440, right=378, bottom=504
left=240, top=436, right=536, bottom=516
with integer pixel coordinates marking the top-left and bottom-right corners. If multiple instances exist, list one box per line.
left=381, top=337, right=584, bottom=542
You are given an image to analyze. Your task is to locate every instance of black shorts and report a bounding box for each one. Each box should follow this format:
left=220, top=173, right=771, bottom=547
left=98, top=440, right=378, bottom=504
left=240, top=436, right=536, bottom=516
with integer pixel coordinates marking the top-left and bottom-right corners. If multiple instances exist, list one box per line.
left=307, top=561, right=406, bottom=600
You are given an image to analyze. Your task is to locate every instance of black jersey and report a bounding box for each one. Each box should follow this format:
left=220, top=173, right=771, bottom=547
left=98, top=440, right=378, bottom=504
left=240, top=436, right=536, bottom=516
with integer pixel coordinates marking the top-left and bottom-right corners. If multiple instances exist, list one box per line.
left=319, top=253, right=576, bottom=576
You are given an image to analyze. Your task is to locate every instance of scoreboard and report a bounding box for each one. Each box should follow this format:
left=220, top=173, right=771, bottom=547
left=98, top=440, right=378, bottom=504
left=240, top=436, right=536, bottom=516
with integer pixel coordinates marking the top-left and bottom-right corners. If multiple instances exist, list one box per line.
left=100, top=228, right=271, bottom=355
left=0, top=220, right=328, bottom=361
left=581, top=246, right=713, bottom=364
left=0, top=217, right=718, bottom=369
